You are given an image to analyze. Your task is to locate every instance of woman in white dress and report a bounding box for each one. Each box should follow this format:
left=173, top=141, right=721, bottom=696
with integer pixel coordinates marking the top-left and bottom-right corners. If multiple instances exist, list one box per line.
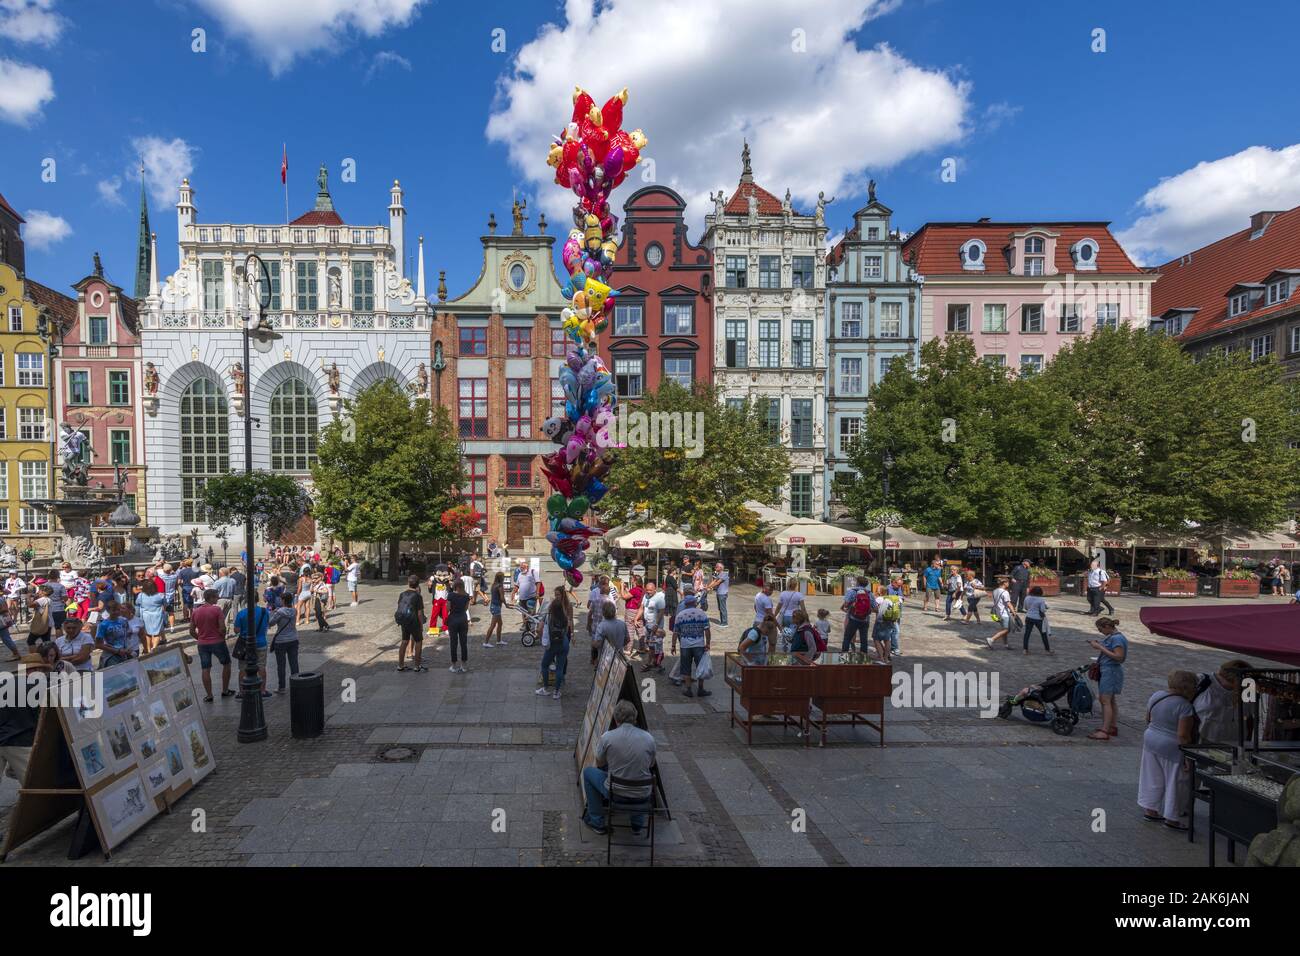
left=1138, top=670, right=1197, bottom=829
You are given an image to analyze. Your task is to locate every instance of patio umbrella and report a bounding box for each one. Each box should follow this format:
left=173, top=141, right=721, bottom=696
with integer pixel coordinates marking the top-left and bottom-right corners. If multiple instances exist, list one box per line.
left=1139, top=604, right=1300, bottom=666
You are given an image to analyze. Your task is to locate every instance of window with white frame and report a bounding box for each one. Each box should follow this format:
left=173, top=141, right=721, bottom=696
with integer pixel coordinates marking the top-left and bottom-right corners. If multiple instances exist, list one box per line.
left=88, top=315, right=109, bottom=345
left=0, top=407, right=6, bottom=439
left=758, top=256, right=781, bottom=289
left=7, top=305, right=21, bottom=332
left=1251, top=334, right=1274, bottom=361
left=1060, top=305, right=1081, bottom=333
left=840, top=357, right=862, bottom=395
left=1096, top=302, right=1120, bottom=329
left=982, top=354, right=1007, bottom=368
left=1021, top=304, right=1044, bottom=333
left=16, top=352, right=42, bottom=387
left=947, top=304, right=970, bottom=333
left=863, top=255, right=882, bottom=279
left=1290, top=326, right=1300, bottom=354
left=879, top=355, right=898, bottom=379
left=18, top=407, right=44, bottom=441
left=0, top=461, right=7, bottom=499
left=1020, top=354, right=1044, bottom=375
left=19, top=460, right=46, bottom=499
left=838, top=416, right=861, bottom=453
left=662, top=302, right=694, bottom=335
left=1267, top=278, right=1290, bottom=306
left=790, top=400, right=814, bottom=448
left=614, top=356, right=644, bottom=398
left=983, top=304, right=1007, bottom=333
left=840, top=301, right=862, bottom=338
left=724, top=320, right=748, bottom=368
left=20, top=508, right=46, bottom=533
left=791, top=320, right=813, bottom=367
left=1229, top=292, right=1251, bottom=317
left=614, top=302, right=643, bottom=336
left=663, top=356, right=693, bottom=388
left=878, top=302, right=901, bottom=337
left=1024, top=236, right=1045, bottom=275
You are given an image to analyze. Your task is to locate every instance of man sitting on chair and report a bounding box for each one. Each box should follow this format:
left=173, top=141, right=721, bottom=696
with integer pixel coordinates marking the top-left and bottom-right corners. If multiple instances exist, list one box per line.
left=581, top=700, right=655, bottom=837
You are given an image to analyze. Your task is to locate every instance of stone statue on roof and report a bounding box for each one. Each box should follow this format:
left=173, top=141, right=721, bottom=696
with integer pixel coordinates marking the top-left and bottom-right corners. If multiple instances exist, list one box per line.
left=317, top=163, right=328, bottom=194
left=868, top=179, right=877, bottom=204
left=741, top=139, right=752, bottom=178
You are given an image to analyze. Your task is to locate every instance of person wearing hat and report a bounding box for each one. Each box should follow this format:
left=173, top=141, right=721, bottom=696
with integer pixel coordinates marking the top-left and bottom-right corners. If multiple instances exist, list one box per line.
left=3, top=569, right=25, bottom=620
left=670, top=590, right=712, bottom=698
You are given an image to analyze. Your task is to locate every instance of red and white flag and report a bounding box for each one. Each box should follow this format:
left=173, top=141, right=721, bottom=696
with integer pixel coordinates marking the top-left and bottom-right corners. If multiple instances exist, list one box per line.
left=280, top=144, right=287, bottom=184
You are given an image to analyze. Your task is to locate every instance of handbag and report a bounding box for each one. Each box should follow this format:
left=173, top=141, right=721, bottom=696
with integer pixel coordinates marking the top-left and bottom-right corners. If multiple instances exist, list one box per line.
left=1087, top=660, right=1101, bottom=682
left=231, top=636, right=249, bottom=661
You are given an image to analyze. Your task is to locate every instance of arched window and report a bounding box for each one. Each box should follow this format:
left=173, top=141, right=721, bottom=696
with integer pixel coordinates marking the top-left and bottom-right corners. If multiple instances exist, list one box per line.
left=180, top=378, right=229, bottom=523
left=270, top=378, right=318, bottom=472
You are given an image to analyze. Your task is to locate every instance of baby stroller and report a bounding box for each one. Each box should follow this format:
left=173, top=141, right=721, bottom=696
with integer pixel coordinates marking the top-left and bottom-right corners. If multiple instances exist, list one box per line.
left=997, top=665, right=1093, bottom=736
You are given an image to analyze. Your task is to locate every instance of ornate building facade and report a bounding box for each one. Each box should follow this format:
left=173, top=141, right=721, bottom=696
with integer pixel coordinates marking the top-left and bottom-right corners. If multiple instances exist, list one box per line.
left=431, top=202, right=568, bottom=551
left=824, top=188, right=922, bottom=519
left=58, top=255, right=147, bottom=524
left=606, top=186, right=713, bottom=398
left=703, top=144, right=829, bottom=518
left=138, top=169, right=431, bottom=542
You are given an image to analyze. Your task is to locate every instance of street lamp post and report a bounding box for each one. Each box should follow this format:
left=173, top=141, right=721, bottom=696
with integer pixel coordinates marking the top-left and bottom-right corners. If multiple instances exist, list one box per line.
left=881, top=448, right=895, bottom=576
left=237, top=254, right=281, bottom=744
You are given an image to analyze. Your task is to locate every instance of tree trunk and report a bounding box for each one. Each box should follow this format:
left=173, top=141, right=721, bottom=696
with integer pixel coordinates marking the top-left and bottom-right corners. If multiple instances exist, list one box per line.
left=388, top=537, right=400, bottom=581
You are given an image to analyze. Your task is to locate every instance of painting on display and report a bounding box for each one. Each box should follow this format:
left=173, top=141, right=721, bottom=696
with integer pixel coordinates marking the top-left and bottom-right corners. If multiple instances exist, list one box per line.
left=90, top=770, right=158, bottom=849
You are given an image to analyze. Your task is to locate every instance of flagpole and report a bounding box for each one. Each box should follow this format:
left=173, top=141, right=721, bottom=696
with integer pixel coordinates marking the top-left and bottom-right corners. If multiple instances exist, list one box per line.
left=282, top=143, right=289, bottom=225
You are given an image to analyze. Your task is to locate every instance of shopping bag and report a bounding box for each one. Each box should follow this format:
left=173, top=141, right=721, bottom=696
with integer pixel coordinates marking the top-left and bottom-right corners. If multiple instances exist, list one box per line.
left=694, top=651, right=714, bottom=681
left=668, top=656, right=682, bottom=680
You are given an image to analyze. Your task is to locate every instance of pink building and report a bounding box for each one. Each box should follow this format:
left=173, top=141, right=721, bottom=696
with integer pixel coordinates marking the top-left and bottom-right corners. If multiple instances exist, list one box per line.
left=56, top=256, right=147, bottom=523
left=904, top=221, right=1153, bottom=371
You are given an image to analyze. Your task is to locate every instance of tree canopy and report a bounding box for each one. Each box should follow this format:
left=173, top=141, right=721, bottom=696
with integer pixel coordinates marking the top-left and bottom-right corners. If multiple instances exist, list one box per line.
left=595, top=379, right=790, bottom=540
left=312, top=380, right=464, bottom=569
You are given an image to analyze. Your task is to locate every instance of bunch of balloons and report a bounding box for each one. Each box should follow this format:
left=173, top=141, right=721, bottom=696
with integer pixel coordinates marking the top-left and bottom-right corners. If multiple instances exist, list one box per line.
left=540, top=86, right=649, bottom=587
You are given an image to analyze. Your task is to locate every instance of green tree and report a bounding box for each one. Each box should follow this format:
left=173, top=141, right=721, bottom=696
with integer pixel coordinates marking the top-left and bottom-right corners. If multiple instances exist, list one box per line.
left=312, top=379, right=464, bottom=578
left=1041, top=326, right=1300, bottom=533
left=595, top=380, right=789, bottom=539
left=839, top=335, right=1072, bottom=539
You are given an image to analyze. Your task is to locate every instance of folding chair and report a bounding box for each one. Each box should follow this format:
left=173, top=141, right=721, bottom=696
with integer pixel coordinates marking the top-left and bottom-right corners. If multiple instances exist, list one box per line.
left=604, top=773, right=660, bottom=865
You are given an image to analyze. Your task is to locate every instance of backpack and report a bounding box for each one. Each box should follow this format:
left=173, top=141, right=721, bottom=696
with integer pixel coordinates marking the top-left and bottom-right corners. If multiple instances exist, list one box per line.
left=808, top=624, right=828, bottom=654
left=879, top=595, right=902, bottom=623
left=851, top=590, right=873, bottom=619
left=536, top=580, right=545, bottom=599
left=394, top=590, right=419, bottom=625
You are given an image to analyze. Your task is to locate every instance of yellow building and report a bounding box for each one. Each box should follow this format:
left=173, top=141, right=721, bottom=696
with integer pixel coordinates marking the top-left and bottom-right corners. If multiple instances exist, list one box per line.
left=0, top=255, right=61, bottom=557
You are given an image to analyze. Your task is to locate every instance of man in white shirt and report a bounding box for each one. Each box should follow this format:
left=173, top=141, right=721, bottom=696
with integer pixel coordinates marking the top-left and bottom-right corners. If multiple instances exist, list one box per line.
left=1085, top=559, right=1114, bottom=616
left=753, top=582, right=774, bottom=627
left=515, top=561, right=538, bottom=615
left=638, top=581, right=667, bottom=672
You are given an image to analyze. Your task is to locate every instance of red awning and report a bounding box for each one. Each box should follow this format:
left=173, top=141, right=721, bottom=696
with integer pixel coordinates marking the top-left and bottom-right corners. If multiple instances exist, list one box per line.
left=1139, top=604, right=1300, bottom=666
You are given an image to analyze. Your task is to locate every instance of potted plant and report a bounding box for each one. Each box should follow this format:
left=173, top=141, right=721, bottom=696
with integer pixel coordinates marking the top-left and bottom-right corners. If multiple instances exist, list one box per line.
left=834, top=565, right=863, bottom=596
left=1136, top=566, right=1197, bottom=598
left=1214, top=566, right=1260, bottom=599
left=202, top=472, right=313, bottom=548
left=1027, top=565, right=1060, bottom=596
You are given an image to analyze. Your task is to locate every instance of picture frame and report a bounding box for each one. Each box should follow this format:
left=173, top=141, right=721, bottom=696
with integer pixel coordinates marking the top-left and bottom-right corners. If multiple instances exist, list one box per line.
left=140, top=648, right=185, bottom=691
left=137, top=735, right=159, bottom=762
left=162, top=739, right=186, bottom=779
left=90, top=769, right=158, bottom=849
left=182, top=721, right=213, bottom=782
left=125, top=708, right=149, bottom=738
left=103, top=716, right=135, bottom=771
left=72, top=733, right=113, bottom=788
left=140, top=760, right=170, bottom=800
left=170, top=684, right=196, bottom=719
left=102, top=662, right=144, bottom=710
left=148, top=699, right=170, bottom=733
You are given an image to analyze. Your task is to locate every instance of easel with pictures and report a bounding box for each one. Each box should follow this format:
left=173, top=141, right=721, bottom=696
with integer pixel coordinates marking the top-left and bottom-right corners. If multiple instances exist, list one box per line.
left=0, top=645, right=217, bottom=861
left=575, top=642, right=670, bottom=816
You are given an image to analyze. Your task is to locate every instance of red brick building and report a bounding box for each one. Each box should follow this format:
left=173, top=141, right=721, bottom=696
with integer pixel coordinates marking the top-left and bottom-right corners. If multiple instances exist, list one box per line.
left=606, top=186, right=713, bottom=398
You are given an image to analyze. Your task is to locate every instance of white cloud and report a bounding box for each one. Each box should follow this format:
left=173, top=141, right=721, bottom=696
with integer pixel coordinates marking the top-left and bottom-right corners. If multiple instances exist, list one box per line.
left=1117, top=144, right=1300, bottom=264
left=365, top=49, right=410, bottom=82
left=22, top=209, right=70, bottom=249
left=486, top=0, right=969, bottom=232
left=981, top=101, right=1021, bottom=132
left=132, top=136, right=198, bottom=205
left=97, top=176, right=124, bottom=206
left=0, top=0, right=65, bottom=45
left=192, top=0, right=425, bottom=75
left=0, top=57, right=53, bottom=125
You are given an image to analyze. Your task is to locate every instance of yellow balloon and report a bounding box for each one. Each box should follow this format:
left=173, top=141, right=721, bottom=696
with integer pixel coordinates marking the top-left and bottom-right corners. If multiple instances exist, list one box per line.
left=584, top=277, right=611, bottom=313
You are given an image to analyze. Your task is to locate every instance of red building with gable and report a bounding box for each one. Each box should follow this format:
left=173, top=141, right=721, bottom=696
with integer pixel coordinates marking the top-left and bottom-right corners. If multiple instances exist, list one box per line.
left=606, top=186, right=713, bottom=399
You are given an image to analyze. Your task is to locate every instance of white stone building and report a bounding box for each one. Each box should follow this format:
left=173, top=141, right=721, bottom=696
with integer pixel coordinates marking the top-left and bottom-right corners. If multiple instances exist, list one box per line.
left=138, top=168, right=431, bottom=542
left=703, top=144, right=829, bottom=518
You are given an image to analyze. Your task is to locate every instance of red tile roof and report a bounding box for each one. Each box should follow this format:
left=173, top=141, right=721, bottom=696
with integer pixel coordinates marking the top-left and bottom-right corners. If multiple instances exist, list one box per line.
left=23, top=278, right=76, bottom=332
left=902, top=222, right=1142, bottom=277
left=1150, top=205, right=1300, bottom=340
left=0, top=191, right=23, bottom=223
left=289, top=209, right=344, bottom=226
left=724, top=180, right=785, bottom=216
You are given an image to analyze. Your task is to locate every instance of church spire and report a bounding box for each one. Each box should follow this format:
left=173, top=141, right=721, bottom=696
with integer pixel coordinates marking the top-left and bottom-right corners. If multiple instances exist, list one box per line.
left=133, top=163, right=151, bottom=300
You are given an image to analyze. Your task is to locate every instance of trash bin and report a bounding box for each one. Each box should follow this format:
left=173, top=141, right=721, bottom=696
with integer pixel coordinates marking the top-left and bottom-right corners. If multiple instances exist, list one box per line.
left=289, top=671, right=325, bottom=739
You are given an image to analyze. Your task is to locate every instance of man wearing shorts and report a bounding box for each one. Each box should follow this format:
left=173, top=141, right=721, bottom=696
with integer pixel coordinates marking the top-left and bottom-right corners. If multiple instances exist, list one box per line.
left=190, top=588, right=232, bottom=701
left=670, top=591, right=711, bottom=698
left=921, top=559, right=944, bottom=613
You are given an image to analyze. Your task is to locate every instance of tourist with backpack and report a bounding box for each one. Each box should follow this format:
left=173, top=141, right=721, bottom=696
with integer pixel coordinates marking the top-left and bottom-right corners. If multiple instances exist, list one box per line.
left=1191, top=658, right=1252, bottom=744
left=789, top=609, right=825, bottom=661
left=394, top=575, right=427, bottom=672
left=841, top=581, right=874, bottom=653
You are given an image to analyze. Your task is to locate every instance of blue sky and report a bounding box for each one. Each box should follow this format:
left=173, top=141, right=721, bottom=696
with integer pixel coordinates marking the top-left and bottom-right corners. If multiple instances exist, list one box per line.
left=3, top=0, right=1300, bottom=296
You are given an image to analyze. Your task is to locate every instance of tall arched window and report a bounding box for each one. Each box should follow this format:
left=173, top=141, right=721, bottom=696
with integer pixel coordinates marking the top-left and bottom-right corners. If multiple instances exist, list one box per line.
left=270, top=378, right=318, bottom=472
left=180, top=378, right=229, bottom=523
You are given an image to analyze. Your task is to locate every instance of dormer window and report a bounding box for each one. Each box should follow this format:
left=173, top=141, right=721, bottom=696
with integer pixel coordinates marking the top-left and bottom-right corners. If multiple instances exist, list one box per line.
left=1229, top=292, right=1251, bottom=317
left=960, top=239, right=986, bottom=271
left=867, top=227, right=880, bottom=240
left=1024, top=236, right=1045, bottom=276
left=1070, top=238, right=1099, bottom=271
left=1266, top=278, right=1290, bottom=306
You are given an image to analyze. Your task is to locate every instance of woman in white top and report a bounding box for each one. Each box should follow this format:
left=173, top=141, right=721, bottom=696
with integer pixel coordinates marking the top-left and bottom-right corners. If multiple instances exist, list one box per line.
left=961, top=571, right=985, bottom=625
left=1138, top=670, right=1197, bottom=829
left=295, top=574, right=313, bottom=626
left=986, top=576, right=1018, bottom=648
left=346, top=556, right=361, bottom=606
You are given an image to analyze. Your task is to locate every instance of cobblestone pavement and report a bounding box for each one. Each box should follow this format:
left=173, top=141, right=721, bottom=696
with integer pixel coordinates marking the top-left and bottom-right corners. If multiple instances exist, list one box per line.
left=2, top=573, right=1283, bottom=866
